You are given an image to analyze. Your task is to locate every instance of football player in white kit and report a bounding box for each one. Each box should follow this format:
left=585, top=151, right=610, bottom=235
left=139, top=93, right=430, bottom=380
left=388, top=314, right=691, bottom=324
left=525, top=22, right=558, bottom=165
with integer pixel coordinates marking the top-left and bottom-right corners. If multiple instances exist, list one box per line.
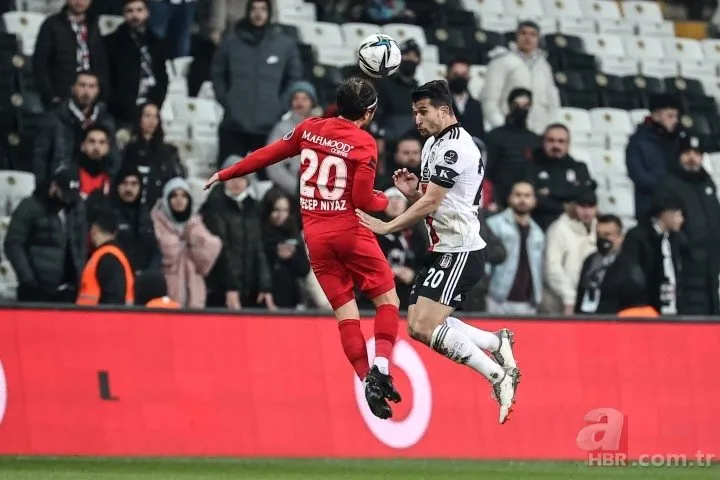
left=357, top=80, right=521, bottom=424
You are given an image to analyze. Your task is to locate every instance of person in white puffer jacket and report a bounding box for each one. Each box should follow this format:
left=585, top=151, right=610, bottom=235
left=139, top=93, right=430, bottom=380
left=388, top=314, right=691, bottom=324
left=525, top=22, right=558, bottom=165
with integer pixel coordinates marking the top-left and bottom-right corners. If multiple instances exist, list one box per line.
left=480, top=21, right=560, bottom=136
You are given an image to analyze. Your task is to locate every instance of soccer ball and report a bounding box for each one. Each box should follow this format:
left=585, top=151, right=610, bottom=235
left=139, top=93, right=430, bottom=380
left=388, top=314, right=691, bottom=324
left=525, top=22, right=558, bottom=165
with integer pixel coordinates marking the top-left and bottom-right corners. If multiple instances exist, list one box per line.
left=357, top=33, right=402, bottom=79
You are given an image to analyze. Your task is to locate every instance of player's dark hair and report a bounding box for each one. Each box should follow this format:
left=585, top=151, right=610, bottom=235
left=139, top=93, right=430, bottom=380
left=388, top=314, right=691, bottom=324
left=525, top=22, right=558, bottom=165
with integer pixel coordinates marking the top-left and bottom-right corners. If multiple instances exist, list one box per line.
left=411, top=80, right=454, bottom=113
left=336, top=77, right=378, bottom=121
left=597, top=214, right=623, bottom=232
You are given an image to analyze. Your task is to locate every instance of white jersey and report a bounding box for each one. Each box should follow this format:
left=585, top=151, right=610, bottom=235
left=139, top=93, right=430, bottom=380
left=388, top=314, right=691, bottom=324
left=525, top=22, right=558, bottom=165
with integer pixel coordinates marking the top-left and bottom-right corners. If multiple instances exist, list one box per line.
left=419, top=123, right=486, bottom=253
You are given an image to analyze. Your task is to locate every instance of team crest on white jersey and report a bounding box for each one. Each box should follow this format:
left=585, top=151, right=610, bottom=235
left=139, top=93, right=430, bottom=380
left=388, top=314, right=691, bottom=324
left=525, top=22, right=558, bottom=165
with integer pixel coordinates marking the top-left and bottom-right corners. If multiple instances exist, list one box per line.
left=439, top=253, right=453, bottom=268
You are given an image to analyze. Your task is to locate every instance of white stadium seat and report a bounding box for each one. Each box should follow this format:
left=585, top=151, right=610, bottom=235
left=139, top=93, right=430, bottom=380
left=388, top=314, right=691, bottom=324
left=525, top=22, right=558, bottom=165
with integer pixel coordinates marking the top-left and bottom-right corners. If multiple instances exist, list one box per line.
left=171, top=98, right=218, bottom=127
left=0, top=215, right=9, bottom=260
left=542, top=0, right=583, bottom=19
left=553, top=107, right=592, bottom=135
left=416, top=63, right=446, bottom=84
left=504, top=0, right=544, bottom=18
left=315, top=45, right=354, bottom=67
left=678, top=60, right=717, bottom=82
left=599, top=56, right=639, bottom=76
left=573, top=132, right=607, bottom=151
left=423, top=44, right=440, bottom=64
left=636, top=21, right=675, bottom=38
left=700, top=39, right=720, bottom=64
left=383, top=23, right=427, bottom=47
left=0, top=261, right=18, bottom=301
left=596, top=19, right=634, bottom=38
left=606, top=132, right=631, bottom=151
left=622, top=1, right=665, bottom=24
left=2, top=11, right=46, bottom=55
left=624, top=37, right=665, bottom=59
left=528, top=16, right=558, bottom=35
left=663, top=37, right=705, bottom=61
left=167, top=56, right=193, bottom=79
left=629, top=109, right=650, bottom=125
left=276, top=2, right=316, bottom=25
left=597, top=186, right=635, bottom=218
left=590, top=108, right=634, bottom=135
left=557, top=17, right=597, bottom=37
left=581, top=1, right=622, bottom=21
left=297, top=21, right=344, bottom=46
left=640, top=58, right=679, bottom=79
left=98, top=14, right=123, bottom=36
left=342, top=23, right=380, bottom=45
left=479, top=13, right=518, bottom=33
left=0, top=170, right=35, bottom=216
left=581, top=33, right=626, bottom=58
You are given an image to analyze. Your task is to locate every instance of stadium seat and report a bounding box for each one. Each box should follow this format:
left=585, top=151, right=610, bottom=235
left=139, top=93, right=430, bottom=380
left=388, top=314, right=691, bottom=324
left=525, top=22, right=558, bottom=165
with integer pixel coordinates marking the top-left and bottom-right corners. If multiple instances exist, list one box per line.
left=297, top=22, right=344, bottom=46
left=163, top=120, right=187, bottom=145
left=596, top=19, right=634, bottom=38
left=640, top=58, right=679, bottom=79
left=0, top=215, right=8, bottom=259
left=592, top=149, right=629, bottom=179
left=622, top=1, right=665, bottom=24
left=2, top=11, right=46, bottom=55
left=700, top=39, right=720, bottom=64
left=574, top=132, right=608, bottom=151
left=0, top=261, right=18, bottom=301
left=542, top=0, right=583, bottom=19
left=314, top=45, right=354, bottom=68
left=595, top=73, right=639, bottom=109
left=197, top=81, right=215, bottom=101
left=557, top=17, right=597, bottom=38
left=461, top=0, right=505, bottom=15
left=275, top=2, right=316, bottom=25
left=629, top=108, right=650, bottom=125
left=310, top=64, right=343, bottom=106
left=678, top=60, right=716, bottom=83
left=623, top=74, right=666, bottom=109
left=468, top=65, right=486, bottom=99
left=342, top=23, right=379, bottom=45
left=591, top=108, right=634, bottom=134
left=636, top=21, right=675, bottom=39
left=607, top=132, right=631, bottom=150
left=528, top=16, right=558, bottom=35
left=479, top=13, right=518, bottom=33
left=167, top=56, right=193, bottom=79
left=98, top=14, right=123, bottom=36
left=423, top=44, right=440, bottom=64
left=0, top=170, right=34, bottom=216
left=624, top=37, right=665, bottom=60
left=581, top=33, right=625, bottom=59
left=383, top=23, right=428, bottom=47
left=555, top=70, right=600, bottom=110
left=443, top=9, right=479, bottom=29
left=598, top=56, right=638, bottom=77
left=663, top=38, right=705, bottom=62
left=597, top=186, right=635, bottom=218
left=504, top=0, right=543, bottom=18
left=171, top=98, right=218, bottom=127
left=553, top=107, right=593, bottom=134
left=581, top=1, right=622, bottom=20
left=416, top=63, right=446, bottom=84
left=463, top=29, right=505, bottom=65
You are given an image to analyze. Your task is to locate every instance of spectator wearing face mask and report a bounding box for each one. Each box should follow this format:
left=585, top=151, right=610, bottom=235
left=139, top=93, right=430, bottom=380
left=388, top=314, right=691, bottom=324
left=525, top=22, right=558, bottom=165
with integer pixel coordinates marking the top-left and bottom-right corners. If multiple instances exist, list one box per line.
left=485, top=181, right=545, bottom=315
left=265, top=81, right=318, bottom=197
left=484, top=88, right=541, bottom=209
left=658, top=134, right=720, bottom=315
left=622, top=193, right=685, bottom=315
left=575, top=215, right=646, bottom=315
left=375, top=39, right=421, bottom=141
left=4, top=167, right=87, bottom=303
left=446, top=57, right=484, bottom=141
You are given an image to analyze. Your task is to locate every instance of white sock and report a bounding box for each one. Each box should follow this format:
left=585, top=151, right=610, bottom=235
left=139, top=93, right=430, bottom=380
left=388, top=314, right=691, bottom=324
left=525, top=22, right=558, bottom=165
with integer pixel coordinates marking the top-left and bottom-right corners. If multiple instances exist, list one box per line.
left=431, top=324, right=504, bottom=383
left=374, top=356, right=389, bottom=375
left=445, top=316, right=500, bottom=352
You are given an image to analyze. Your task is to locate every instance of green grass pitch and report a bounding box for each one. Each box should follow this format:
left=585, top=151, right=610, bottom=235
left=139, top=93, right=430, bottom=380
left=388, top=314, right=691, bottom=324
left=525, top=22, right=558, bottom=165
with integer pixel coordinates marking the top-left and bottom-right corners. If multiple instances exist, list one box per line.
left=0, top=458, right=717, bottom=480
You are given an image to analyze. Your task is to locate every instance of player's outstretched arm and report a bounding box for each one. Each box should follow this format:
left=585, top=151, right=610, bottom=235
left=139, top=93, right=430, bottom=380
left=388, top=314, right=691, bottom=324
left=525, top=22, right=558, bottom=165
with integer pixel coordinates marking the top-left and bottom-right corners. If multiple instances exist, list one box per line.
left=357, top=182, right=448, bottom=235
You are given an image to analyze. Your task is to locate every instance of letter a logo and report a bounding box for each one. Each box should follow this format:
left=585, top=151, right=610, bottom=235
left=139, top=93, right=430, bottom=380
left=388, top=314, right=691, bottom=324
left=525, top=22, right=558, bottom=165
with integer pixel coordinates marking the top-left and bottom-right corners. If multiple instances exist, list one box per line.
left=576, top=407, right=627, bottom=452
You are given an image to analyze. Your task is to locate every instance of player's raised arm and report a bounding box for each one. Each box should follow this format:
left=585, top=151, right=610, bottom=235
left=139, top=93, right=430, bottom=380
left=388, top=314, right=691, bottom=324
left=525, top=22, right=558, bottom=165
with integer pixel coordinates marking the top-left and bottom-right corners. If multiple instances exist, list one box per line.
left=204, top=125, right=303, bottom=189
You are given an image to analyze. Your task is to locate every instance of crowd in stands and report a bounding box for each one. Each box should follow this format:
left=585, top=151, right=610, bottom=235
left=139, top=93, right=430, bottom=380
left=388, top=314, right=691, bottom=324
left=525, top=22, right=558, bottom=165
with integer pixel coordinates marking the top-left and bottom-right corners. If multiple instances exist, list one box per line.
left=1, top=0, right=720, bottom=317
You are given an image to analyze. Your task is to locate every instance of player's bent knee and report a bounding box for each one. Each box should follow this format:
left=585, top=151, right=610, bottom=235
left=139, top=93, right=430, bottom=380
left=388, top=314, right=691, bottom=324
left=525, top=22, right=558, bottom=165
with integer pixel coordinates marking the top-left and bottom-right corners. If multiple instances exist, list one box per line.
left=407, top=318, right=433, bottom=345
left=371, top=288, right=400, bottom=308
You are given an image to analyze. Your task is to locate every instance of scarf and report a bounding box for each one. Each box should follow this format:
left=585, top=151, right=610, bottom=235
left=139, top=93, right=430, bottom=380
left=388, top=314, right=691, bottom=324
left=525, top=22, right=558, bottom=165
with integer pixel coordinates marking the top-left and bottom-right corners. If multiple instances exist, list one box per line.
left=68, top=100, right=99, bottom=129
left=68, top=14, right=90, bottom=71
left=129, top=27, right=156, bottom=103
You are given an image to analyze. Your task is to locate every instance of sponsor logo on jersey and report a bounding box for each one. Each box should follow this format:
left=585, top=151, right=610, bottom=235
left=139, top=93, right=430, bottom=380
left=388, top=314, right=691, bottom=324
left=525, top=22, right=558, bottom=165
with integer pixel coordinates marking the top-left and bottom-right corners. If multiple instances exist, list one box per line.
left=439, top=253, right=453, bottom=269
left=283, top=127, right=295, bottom=141
left=443, top=150, right=458, bottom=164
left=301, top=130, right=355, bottom=157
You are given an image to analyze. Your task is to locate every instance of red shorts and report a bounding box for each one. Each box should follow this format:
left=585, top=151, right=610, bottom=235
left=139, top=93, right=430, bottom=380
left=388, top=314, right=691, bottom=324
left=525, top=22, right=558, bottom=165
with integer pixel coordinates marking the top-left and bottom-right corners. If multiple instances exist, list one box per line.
left=305, top=227, right=396, bottom=310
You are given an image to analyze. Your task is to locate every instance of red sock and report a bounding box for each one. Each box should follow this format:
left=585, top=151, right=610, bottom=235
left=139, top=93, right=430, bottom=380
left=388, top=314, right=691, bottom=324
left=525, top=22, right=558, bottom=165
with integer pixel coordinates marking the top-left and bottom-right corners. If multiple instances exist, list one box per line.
left=338, top=319, right=369, bottom=380
left=374, top=304, right=399, bottom=361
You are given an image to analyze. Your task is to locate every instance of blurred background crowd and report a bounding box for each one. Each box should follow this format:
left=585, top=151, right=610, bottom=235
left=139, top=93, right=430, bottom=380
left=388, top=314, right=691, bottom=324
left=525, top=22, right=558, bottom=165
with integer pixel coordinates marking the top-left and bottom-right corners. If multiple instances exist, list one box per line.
left=1, top=0, right=720, bottom=316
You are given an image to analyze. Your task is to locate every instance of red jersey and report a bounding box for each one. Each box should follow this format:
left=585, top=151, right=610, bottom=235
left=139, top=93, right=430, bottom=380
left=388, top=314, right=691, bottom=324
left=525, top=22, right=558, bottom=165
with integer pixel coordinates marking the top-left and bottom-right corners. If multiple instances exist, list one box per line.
left=219, top=117, right=388, bottom=237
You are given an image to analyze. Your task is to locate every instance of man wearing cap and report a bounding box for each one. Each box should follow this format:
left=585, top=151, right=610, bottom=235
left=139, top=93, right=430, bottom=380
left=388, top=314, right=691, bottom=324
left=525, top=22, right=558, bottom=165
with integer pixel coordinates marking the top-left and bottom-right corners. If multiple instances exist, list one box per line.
left=3, top=166, right=87, bottom=303
left=621, top=192, right=685, bottom=315
left=626, top=94, right=681, bottom=220
left=485, top=88, right=542, bottom=208
left=375, top=39, right=421, bottom=141
left=657, top=133, right=720, bottom=315
left=480, top=20, right=560, bottom=135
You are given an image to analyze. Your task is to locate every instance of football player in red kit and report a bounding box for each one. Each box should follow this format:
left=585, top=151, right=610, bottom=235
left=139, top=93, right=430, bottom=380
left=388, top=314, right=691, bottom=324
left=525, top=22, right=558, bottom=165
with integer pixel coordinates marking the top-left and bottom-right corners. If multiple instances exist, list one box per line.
left=204, top=78, right=401, bottom=419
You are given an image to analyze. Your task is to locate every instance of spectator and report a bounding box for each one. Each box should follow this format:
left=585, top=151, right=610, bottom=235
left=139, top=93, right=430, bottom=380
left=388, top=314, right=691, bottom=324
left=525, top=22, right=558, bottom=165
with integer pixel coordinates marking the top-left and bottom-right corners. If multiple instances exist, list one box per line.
left=33, top=70, right=120, bottom=184
left=33, top=0, right=109, bottom=109
left=659, top=134, right=720, bottom=315
left=542, top=188, right=598, bottom=315
left=3, top=167, right=87, bottom=303
left=147, top=0, right=197, bottom=59
left=208, top=0, right=280, bottom=44
left=151, top=177, right=223, bottom=308
left=104, top=0, right=168, bottom=127
left=485, top=181, right=544, bottom=314
left=626, top=94, right=681, bottom=220
left=575, top=215, right=645, bottom=314
left=480, top=21, right=559, bottom=135
left=527, top=123, right=595, bottom=230
left=134, top=269, right=181, bottom=307
left=200, top=156, right=275, bottom=310
left=375, top=188, right=428, bottom=310
left=484, top=88, right=541, bottom=208
left=211, top=0, right=302, bottom=164
left=122, top=102, right=185, bottom=207
left=261, top=189, right=311, bottom=309
left=622, top=193, right=685, bottom=315
left=265, top=81, right=318, bottom=197
left=464, top=208, right=507, bottom=312
left=76, top=126, right=112, bottom=201
left=76, top=209, right=135, bottom=305
left=105, top=165, right=161, bottom=273
left=363, top=0, right=415, bottom=24
left=389, top=136, right=422, bottom=177
left=446, top=57, right=485, bottom=141
left=375, top=39, right=421, bottom=141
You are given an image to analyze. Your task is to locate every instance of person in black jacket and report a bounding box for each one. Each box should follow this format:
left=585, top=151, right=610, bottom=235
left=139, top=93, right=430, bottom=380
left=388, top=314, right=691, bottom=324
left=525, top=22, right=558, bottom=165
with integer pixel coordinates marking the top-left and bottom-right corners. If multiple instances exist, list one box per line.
left=104, top=0, right=169, bottom=127
left=575, top=215, right=646, bottom=314
left=527, top=123, right=596, bottom=230
left=484, top=88, right=541, bottom=209
left=446, top=57, right=485, bottom=141
left=33, top=0, right=109, bottom=109
left=621, top=193, right=685, bottom=315
left=3, top=166, right=87, bottom=303
left=122, top=102, right=185, bottom=207
left=659, top=133, right=720, bottom=315
left=33, top=70, right=120, bottom=184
